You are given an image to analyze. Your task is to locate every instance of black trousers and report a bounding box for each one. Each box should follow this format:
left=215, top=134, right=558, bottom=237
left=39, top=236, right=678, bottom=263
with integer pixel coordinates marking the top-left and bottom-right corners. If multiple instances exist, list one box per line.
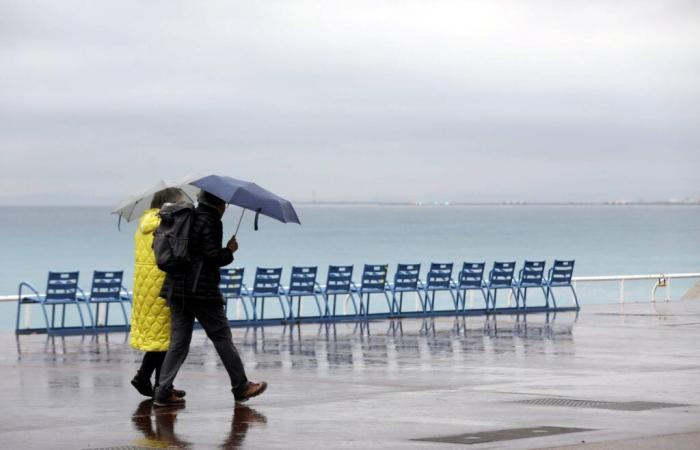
left=137, top=351, right=166, bottom=384
left=155, top=300, right=248, bottom=401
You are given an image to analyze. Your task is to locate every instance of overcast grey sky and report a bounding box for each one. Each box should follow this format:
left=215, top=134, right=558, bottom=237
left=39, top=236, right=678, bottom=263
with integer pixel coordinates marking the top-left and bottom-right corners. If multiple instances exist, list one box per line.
left=1, top=0, right=698, bottom=204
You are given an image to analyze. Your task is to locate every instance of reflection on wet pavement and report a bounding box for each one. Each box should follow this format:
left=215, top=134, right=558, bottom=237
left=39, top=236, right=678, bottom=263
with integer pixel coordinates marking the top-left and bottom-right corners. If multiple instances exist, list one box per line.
left=6, top=302, right=700, bottom=449
left=131, top=400, right=267, bottom=449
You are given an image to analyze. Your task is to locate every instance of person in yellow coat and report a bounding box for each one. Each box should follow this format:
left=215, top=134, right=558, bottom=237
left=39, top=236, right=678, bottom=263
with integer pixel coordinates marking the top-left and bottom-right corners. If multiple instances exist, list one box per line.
left=130, top=187, right=187, bottom=398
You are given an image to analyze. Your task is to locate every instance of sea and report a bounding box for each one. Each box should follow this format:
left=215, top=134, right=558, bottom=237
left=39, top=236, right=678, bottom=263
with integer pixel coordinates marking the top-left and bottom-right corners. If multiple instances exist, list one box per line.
left=2, top=205, right=698, bottom=331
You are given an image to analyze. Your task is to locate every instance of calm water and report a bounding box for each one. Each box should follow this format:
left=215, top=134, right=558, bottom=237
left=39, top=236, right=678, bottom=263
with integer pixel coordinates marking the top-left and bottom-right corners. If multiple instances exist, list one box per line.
left=2, top=205, right=698, bottom=330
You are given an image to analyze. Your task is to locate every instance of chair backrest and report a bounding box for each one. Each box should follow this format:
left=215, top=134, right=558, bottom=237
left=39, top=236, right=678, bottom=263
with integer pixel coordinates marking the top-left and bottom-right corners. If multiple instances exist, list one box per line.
left=425, top=263, right=453, bottom=289
left=549, top=260, right=575, bottom=285
left=488, top=261, right=516, bottom=287
left=393, top=263, right=421, bottom=290
left=360, top=264, right=388, bottom=291
left=458, top=262, right=485, bottom=289
left=45, top=271, right=79, bottom=301
left=220, top=268, right=245, bottom=297
left=519, top=260, right=546, bottom=285
left=252, top=267, right=283, bottom=295
left=325, top=265, right=354, bottom=294
left=89, top=271, right=124, bottom=301
left=288, top=266, right=318, bottom=295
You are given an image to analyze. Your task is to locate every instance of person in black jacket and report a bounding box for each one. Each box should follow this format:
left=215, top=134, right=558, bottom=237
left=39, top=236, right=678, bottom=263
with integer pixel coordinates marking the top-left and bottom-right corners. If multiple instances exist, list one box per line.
left=154, top=191, right=267, bottom=406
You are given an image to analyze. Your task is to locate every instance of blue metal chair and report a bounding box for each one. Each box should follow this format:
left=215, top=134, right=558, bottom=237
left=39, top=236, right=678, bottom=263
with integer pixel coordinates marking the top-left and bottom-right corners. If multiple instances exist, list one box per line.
left=513, top=261, right=548, bottom=309
left=220, top=268, right=250, bottom=320
left=282, top=266, right=323, bottom=320
left=82, top=271, right=131, bottom=330
left=543, top=260, right=580, bottom=309
left=386, top=263, right=421, bottom=314
left=486, top=261, right=518, bottom=310
left=455, top=262, right=488, bottom=311
left=16, top=271, right=86, bottom=334
left=241, top=267, right=287, bottom=321
left=421, top=263, right=458, bottom=314
left=316, top=265, right=359, bottom=318
left=353, top=264, right=391, bottom=317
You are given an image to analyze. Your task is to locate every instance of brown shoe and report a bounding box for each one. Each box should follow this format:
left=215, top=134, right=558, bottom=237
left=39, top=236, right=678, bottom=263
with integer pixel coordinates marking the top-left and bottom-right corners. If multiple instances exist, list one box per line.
left=234, top=381, right=268, bottom=403
left=153, top=391, right=186, bottom=407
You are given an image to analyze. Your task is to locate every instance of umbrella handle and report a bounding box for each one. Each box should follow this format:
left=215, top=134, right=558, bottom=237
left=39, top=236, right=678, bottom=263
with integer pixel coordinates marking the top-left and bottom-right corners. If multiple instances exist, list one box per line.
left=233, top=209, right=245, bottom=237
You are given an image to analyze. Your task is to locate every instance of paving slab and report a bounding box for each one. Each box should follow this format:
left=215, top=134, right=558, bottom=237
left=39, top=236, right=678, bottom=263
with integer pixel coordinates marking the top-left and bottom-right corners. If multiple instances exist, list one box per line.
left=1, top=301, right=699, bottom=449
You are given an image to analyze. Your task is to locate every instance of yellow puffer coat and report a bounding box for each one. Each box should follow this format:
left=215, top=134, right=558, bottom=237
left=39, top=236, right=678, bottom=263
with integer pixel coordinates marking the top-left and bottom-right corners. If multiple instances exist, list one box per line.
left=129, top=208, right=170, bottom=352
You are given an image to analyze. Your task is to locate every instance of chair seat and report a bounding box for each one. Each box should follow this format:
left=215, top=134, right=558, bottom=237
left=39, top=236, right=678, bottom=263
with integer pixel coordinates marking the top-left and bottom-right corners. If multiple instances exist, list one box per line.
left=423, top=286, right=453, bottom=291
left=44, top=297, right=80, bottom=304
left=457, top=283, right=486, bottom=290
left=245, top=291, right=281, bottom=297
left=488, top=282, right=515, bottom=288
left=544, top=280, right=572, bottom=286
left=286, top=290, right=316, bottom=296
left=322, top=288, right=351, bottom=295
left=84, top=297, right=126, bottom=303
left=353, top=287, right=385, bottom=293
left=516, top=282, right=545, bottom=287
left=389, top=286, right=419, bottom=292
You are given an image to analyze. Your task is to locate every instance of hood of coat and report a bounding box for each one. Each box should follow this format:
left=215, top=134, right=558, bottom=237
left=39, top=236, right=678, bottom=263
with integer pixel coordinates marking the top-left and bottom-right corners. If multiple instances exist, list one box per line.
left=138, top=208, right=161, bottom=234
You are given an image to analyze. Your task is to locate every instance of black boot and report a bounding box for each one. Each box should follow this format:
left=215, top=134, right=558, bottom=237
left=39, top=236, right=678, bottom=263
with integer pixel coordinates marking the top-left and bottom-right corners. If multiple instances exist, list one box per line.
left=131, top=374, right=154, bottom=397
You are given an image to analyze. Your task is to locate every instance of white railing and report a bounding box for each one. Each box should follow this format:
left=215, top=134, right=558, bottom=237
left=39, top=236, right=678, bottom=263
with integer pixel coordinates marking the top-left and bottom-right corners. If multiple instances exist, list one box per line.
left=572, top=272, right=700, bottom=303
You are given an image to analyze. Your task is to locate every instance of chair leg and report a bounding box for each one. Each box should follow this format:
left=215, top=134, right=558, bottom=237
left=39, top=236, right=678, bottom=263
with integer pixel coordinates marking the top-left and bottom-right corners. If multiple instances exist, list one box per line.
left=313, top=295, right=323, bottom=318
left=51, top=304, right=56, bottom=328
left=278, top=296, right=289, bottom=320
left=15, top=300, right=22, bottom=332
left=84, top=302, right=95, bottom=328
left=570, top=285, right=580, bottom=309
left=241, top=298, right=250, bottom=320
left=541, top=287, right=549, bottom=309
left=549, top=289, right=558, bottom=309
left=78, top=300, right=87, bottom=329
left=104, top=302, right=110, bottom=328
left=384, top=292, right=392, bottom=316
left=61, top=304, right=66, bottom=328
left=348, top=293, right=359, bottom=316
left=119, top=301, right=129, bottom=329
left=39, top=303, right=50, bottom=333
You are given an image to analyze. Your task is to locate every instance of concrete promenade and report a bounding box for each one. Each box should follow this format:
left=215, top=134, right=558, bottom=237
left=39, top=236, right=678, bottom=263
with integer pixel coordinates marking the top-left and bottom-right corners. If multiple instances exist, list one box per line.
left=1, top=300, right=699, bottom=449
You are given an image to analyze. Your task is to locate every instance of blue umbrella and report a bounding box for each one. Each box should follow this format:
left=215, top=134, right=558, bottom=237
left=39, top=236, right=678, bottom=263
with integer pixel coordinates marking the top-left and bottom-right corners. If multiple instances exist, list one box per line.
left=189, top=174, right=300, bottom=234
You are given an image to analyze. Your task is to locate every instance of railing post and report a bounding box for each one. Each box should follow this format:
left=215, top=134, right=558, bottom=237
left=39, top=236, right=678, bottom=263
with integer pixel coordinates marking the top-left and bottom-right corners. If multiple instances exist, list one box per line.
left=619, top=279, right=625, bottom=303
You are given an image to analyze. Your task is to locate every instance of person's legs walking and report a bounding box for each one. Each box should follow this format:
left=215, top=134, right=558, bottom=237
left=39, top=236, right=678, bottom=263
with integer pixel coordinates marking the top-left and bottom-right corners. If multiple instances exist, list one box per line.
left=193, top=302, right=249, bottom=395
left=154, top=306, right=194, bottom=404
left=131, top=352, right=161, bottom=396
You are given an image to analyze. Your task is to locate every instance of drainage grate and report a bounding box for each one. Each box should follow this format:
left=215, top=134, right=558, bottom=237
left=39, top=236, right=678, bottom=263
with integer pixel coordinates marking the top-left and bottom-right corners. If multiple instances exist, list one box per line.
left=514, top=398, right=689, bottom=411
left=414, top=426, right=592, bottom=445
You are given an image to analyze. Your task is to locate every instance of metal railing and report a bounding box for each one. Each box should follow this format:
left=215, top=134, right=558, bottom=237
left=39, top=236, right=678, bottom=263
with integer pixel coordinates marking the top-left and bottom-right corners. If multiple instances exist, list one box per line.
left=571, top=272, right=700, bottom=303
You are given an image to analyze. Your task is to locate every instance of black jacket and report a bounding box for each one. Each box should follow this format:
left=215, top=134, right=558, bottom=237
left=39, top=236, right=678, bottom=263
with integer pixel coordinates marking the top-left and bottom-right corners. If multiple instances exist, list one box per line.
left=161, top=202, right=233, bottom=305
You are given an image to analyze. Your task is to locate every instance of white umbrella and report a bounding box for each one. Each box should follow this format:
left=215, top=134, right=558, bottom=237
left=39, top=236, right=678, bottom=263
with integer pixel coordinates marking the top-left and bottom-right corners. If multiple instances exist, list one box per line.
left=111, top=176, right=201, bottom=225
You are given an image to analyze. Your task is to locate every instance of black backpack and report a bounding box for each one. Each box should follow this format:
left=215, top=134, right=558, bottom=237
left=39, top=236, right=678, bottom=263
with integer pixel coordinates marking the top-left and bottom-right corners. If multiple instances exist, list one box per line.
left=152, top=202, right=195, bottom=274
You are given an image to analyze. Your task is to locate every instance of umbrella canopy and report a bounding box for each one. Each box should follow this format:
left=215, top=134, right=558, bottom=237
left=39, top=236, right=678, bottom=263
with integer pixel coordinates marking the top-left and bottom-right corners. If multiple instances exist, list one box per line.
left=111, top=178, right=200, bottom=224
left=189, top=174, right=300, bottom=231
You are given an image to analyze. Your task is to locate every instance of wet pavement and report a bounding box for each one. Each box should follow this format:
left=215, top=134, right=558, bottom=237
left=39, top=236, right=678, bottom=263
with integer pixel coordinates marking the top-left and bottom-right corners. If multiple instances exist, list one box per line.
left=2, top=301, right=700, bottom=449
